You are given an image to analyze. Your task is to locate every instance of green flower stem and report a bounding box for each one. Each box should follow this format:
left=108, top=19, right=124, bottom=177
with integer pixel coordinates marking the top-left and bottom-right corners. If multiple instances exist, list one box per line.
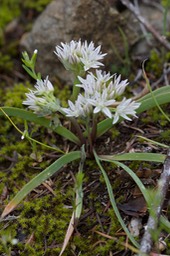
left=85, top=117, right=93, bottom=156
left=70, top=76, right=81, bottom=102
left=163, top=5, right=169, bottom=36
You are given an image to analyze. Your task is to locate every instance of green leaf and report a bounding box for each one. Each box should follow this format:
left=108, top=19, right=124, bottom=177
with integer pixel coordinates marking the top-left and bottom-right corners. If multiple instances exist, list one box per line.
left=138, top=85, right=170, bottom=102
left=160, top=215, right=170, bottom=233
left=101, top=158, right=150, bottom=203
left=93, top=150, right=139, bottom=249
left=1, top=151, right=81, bottom=218
left=0, top=107, right=80, bottom=145
left=137, top=86, right=170, bottom=114
left=99, top=152, right=166, bottom=163
left=22, top=65, right=37, bottom=80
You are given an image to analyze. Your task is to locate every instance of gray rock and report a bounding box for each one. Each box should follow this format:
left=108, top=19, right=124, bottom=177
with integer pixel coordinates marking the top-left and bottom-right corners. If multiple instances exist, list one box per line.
left=20, top=0, right=166, bottom=83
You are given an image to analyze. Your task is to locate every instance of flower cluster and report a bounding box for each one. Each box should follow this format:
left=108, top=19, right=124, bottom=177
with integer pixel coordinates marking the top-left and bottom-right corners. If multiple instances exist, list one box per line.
left=54, top=40, right=106, bottom=73
left=62, top=70, right=140, bottom=124
left=23, top=77, right=60, bottom=116
left=23, top=40, right=140, bottom=125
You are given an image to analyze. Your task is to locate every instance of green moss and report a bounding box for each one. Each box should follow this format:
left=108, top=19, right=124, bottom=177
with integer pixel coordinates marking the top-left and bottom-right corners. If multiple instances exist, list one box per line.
left=0, top=0, right=20, bottom=29
left=0, top=52, right=13, bottom=72
left=0, top=190, right=73, bottom=255
left=22, top=0, right=52, bottom=12
left=110, top=127, right=120, bottom=140
left=0, top=0, right=53, bottom=29
left=141, top=104, right=169, bottom=127
left=146, top=48, right=170, bottom=78
left=54, top=84, right=71, bottom=107
left=146, top=49, right=163, bottom=77
left=0, top=0, right=53, bottom=79
left=159, top=129, right=170, bottom=144
left=3, top=82, right=31, bottom=107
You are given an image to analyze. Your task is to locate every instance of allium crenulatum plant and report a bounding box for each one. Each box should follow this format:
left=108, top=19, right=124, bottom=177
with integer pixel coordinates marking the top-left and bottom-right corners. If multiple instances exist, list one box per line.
left=1, top=40, right=170, bottom=254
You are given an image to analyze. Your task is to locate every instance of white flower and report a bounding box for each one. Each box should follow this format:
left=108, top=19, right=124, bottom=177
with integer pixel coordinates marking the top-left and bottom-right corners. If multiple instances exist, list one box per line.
left=95, top=69, right=113, bottom=84
left=73, top=70, right=140, bottom=123
left=77, top=70, right=113, bottom=96
left=23, top=78, right=60, bottom=116
left=113, top=98, right=140, bottom=124
left=23, top=90, right=46, bottom=113
left=88, top=90, right=115, bottom=118
left=54, top=40, right=106, bottom=72
left=80, top=41, right=107, bottom=71
left=62, top=95, right=92, bottom=118
left=34, top=76, right=54, bottom=96
left=113, top=75, right=129, bottom=96
left=106, top=75, right=128, bottom=99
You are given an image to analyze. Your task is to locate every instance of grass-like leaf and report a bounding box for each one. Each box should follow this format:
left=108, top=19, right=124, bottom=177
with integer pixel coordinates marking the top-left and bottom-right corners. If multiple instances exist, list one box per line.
left=101, top=158, right=150, bottom=203
left=0, top=107, right=80, bottom=145
left=1, top=151, right=81, bottom=219
left=99, top=152, right=166, bottom=163
left=94, top=150, right=139, bottom=249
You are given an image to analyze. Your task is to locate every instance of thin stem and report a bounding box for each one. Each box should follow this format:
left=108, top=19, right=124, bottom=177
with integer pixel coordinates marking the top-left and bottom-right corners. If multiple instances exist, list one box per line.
left=0, top=107, right=64, bottom=153
left=69, top=117, right=85, bottom=146
left=90, top=114, right=98, bottom=143
left=70, top=76, right=80, bottom=102
left=163, top=7, right=168, bottom=36
left=86, top=117, right=93, bottom=156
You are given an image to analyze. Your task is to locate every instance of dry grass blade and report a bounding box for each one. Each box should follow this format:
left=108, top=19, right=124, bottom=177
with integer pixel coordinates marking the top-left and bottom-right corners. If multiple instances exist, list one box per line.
left=59, top=213, right=75, bottom=256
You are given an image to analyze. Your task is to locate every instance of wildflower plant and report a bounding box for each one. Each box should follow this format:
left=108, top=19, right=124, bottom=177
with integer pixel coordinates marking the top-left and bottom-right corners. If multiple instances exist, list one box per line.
left=1, top=39, right=170, bottom=254
left=22, top=41, right=140, bottom=150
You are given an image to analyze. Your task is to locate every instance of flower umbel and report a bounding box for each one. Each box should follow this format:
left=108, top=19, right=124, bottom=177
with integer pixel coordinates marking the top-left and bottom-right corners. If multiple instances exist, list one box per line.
left=54, top=40, right=106, bottom=73
left=23, top=77, right=60, bottom=116
left=73, top=70, right=139, bottom=123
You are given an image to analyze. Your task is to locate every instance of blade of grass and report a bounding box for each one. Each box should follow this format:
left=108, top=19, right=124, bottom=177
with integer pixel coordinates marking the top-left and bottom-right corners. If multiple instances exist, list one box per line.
left=100, top=157, right=150, bottom=203
left=99, top=152, right=166, bottom=163
left=160, top=215, right=170, bottom=233
left=93, top=150, right=139, bottom=248
left=59, top=213, right=75, bottom=256
left=137, top=135, right=169, bottom=149
left=1, top=151, right=81, bottom=219
left=138, top=85, right=170, bottom=102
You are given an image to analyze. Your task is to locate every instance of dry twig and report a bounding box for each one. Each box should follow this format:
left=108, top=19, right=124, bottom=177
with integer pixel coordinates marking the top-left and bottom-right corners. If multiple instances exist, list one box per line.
left=120, top=0, right=170, bottom=51
left=138, top=149, right=170, bottom=255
